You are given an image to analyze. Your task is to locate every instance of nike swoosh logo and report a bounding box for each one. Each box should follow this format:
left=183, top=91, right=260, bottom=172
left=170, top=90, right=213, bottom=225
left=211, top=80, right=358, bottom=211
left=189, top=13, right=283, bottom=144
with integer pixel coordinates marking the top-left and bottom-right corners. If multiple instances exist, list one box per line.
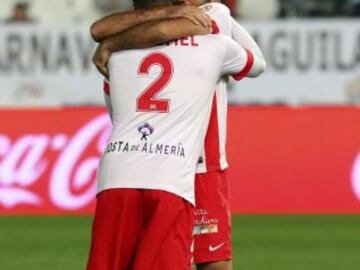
left=209, top=242, right=225, bottom=252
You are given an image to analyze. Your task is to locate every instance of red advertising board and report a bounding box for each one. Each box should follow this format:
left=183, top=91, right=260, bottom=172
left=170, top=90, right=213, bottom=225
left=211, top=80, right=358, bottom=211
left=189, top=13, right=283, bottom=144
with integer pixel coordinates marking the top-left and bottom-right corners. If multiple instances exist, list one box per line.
left=227, top=107, right=360, bottom=214
left=1, top=107, right=360, bottom=214
left=0, top=108, right=107, bottom=215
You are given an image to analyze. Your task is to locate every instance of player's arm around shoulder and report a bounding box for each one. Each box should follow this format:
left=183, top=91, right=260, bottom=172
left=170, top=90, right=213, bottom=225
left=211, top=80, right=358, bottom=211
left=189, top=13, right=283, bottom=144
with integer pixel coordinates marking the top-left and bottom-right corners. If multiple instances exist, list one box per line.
left=92, top=17, right=212, bottom=79
left=221, top=35, right=266, bottom=80
left=238, top=39, right=267, bottom=79
left=242, top=46, right=266, bottom=78
left=230, top=17, right=266, bottom=63
left=90, top=5, right=211, bottom=42
left=200, top=1, right=232, bottom=35
left=200, top=1, right=231, bottom=17
left=201, top=1, right=267, bottom=76
left=202, top=2, right=266, bottom=78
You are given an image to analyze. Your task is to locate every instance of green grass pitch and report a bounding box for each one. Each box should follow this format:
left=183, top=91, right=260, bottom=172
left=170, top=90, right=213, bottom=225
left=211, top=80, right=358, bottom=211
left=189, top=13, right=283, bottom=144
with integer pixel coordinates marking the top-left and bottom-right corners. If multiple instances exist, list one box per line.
left=0, top=215, right=359, bottom=270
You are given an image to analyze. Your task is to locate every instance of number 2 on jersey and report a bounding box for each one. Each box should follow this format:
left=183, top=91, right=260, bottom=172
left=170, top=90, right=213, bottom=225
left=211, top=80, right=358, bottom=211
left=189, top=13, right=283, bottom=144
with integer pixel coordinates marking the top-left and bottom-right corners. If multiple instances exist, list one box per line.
left=137, top=53, right=173, bottom=113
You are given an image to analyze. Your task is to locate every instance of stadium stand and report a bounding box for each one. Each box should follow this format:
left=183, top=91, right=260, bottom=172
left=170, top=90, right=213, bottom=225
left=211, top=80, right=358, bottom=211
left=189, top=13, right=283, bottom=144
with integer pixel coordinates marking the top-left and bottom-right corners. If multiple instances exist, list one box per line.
left=0, top=0, right=132, bottom=24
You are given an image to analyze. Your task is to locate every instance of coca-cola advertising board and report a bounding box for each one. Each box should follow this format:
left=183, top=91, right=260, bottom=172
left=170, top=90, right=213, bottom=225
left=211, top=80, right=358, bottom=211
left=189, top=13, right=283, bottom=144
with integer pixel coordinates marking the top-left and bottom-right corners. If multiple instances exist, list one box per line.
left=1, top=107, right=360, bottom=215
left=0, top=108, right=109, bottom=214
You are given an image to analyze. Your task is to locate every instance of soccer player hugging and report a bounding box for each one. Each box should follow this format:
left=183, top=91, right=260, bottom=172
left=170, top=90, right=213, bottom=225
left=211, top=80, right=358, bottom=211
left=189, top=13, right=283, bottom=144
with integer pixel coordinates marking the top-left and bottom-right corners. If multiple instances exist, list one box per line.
left=87, top=0, right=265, bottom=270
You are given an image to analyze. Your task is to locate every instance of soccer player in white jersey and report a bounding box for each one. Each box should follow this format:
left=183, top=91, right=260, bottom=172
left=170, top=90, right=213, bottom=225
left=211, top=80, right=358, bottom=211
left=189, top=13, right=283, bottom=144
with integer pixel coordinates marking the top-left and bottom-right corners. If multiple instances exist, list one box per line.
left=87, top=1, right=265, bottom=269
left=185, top=2, right=265, bottom=270
left=89, top=0, right=265, bottom=270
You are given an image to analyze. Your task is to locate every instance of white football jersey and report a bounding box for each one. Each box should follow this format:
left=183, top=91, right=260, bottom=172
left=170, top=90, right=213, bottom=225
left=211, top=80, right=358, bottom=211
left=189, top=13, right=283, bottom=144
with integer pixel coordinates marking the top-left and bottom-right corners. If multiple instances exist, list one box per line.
left=97, top=34, right=252, bottom=204
left=197, top=3, right=262, bottom=173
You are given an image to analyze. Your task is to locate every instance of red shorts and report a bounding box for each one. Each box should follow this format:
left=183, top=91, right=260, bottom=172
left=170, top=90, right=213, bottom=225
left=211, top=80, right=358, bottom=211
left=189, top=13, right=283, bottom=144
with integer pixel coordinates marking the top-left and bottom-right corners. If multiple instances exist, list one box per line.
left=193, top=170, right=232, bottom=264
left=86, top=188, right=194, bottom=270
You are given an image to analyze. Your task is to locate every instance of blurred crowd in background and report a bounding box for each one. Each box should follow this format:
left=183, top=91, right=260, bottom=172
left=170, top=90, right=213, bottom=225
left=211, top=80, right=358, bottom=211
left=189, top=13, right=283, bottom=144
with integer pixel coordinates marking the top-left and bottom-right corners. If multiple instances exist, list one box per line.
left=2, top=0, right=360, bottom=24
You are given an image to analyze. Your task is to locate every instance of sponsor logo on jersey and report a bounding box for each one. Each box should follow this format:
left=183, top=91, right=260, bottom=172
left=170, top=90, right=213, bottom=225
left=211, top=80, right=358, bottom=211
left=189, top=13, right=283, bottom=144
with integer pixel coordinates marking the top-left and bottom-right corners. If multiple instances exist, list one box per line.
left=138, top=123, right=154, bottom=141
left=198, top=156, right=204, bottom=164
left=105, top=141, right=186, bottom=158
left=105, top=123, right=186, bottom=158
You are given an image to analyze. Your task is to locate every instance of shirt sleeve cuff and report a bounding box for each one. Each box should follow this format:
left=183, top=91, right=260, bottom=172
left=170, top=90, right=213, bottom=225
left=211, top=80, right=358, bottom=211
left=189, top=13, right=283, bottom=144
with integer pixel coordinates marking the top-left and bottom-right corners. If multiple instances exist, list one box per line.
left=211, top=20, right=220, bottom=34
left=103, top=80, right=110, bottom=96
left=232, top=49, right=255, bottom=81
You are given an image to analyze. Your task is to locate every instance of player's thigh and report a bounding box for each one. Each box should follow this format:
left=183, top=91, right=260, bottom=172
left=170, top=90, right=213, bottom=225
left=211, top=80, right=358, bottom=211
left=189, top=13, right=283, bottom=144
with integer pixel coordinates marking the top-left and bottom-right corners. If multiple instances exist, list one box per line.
left=197, top=260, right=233, bottom=270
left=193, top=170, right=232, bottom=264
left=86, top=188, right=142, bottom=270
left=133, top=190, right=194, bottom=270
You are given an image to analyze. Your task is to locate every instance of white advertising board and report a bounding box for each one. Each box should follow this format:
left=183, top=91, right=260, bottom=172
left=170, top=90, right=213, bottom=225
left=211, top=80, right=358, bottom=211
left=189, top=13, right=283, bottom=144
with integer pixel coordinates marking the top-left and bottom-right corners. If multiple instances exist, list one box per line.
left=230, top=20, right=360, bottom=105
left=1, top=21, right=360, bottom=106
left=0, top=25, right=101, bottom=107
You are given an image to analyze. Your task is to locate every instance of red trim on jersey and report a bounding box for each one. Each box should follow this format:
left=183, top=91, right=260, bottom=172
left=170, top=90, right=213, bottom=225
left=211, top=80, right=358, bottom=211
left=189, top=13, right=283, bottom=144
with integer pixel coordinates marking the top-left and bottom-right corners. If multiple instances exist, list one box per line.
left=211, top=20, right=220, bottom=34
left=103, top=80, right=110, bottom=96
left=232, top=49, right=255, bottom=81
left=204, top=94, right=222, bottom=172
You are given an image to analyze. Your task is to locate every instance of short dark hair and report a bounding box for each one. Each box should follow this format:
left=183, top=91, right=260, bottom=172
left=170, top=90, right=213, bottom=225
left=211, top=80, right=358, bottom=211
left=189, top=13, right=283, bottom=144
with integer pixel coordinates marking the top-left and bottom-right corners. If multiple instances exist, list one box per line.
left=15, top=2, right=29, bottom=10
left=133, top=0, right=173, bottom=9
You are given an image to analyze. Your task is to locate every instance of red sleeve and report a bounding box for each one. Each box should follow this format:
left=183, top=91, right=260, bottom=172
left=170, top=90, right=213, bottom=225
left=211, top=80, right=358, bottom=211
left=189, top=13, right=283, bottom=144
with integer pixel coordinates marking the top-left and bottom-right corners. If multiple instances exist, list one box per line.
left=232, top=48, right=254, bottom=81
left=103, top=80, right=110, bottom=96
